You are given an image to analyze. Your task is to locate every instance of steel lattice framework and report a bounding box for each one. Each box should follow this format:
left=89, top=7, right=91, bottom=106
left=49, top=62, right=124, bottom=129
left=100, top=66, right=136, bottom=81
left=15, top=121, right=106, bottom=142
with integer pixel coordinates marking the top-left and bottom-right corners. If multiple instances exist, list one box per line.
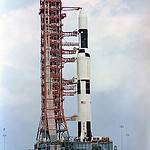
left=36, top=0, right=80, bottom=143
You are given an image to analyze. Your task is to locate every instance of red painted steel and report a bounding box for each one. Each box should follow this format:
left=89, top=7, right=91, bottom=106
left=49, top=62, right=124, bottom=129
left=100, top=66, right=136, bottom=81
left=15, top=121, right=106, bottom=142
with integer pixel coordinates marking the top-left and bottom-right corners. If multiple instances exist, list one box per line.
left=36, top=0, right=79, bottom=142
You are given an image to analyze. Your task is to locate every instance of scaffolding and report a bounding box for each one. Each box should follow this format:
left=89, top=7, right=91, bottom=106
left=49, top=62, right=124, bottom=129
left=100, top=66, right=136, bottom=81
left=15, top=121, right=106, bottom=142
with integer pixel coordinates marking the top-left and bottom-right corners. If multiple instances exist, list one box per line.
left=36, top=0, right=80, bottom=144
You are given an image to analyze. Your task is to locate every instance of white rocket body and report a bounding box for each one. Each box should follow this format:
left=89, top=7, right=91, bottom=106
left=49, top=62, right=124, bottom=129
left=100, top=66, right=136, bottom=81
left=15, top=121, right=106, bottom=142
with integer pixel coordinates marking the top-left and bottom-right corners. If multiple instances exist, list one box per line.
left=77, top=9, right=92, bottom=142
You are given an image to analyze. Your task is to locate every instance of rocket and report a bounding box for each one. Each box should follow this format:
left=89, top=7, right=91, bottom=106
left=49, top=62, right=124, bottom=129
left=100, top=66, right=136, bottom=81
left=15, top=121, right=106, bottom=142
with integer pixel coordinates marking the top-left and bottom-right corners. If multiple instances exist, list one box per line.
left=77, top=9, right=92, bottom=142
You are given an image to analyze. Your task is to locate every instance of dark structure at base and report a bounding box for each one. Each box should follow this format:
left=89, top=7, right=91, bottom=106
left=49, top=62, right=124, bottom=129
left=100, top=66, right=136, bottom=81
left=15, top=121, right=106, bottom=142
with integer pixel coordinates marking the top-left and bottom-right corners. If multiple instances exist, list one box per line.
left=34, top=137, right=117, bottom=150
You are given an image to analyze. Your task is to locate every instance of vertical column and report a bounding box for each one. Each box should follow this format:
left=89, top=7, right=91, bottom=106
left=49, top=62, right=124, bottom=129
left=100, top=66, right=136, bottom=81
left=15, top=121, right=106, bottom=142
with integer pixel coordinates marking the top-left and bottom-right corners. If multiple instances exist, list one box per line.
left=77, top=9, right=92, bottom=142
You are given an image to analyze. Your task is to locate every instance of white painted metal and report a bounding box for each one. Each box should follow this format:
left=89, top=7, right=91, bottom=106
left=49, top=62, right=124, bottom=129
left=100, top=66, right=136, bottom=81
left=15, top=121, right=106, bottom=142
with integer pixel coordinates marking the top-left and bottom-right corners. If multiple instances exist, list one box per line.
left=77, top=9, right=92, bottom=141
left=77, top=53, right=90, bottom=79
left=79, top=9, right=88, bottom=29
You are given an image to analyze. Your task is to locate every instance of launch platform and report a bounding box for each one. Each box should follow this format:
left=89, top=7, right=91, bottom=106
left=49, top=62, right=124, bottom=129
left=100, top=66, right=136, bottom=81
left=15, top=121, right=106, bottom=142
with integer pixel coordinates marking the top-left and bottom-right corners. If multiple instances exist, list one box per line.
left=34, top=137, right=116, bottom=150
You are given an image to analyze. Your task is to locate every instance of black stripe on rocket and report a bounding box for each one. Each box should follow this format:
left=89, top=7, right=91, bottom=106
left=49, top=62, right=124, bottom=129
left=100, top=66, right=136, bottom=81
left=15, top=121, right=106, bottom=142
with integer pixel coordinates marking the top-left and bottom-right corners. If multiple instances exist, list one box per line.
left=87, top=121, right=92, bottom=141
left=78, top=121, right=92, bottom=141
left=78, top=121, right=81, bottom=137
left=77, top=80, right=90, bottom=94
left=79, top=29, right=88, bottom=48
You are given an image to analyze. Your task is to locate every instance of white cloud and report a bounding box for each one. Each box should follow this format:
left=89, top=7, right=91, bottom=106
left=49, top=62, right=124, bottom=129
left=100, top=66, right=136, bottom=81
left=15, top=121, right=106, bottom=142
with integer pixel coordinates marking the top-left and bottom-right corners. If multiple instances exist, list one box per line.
left=63, top=0, right=100, bottom=7
left=0, top=0, right=5, bottom=5
left=87, top=10, right=141, bottom=92
left=0, top=7, right=37, bottom=43
left=92, top=54, right=134, bottom=91
left=107, top=0, right=122, bottom=6
left=0, top=3, right=40, bottom=68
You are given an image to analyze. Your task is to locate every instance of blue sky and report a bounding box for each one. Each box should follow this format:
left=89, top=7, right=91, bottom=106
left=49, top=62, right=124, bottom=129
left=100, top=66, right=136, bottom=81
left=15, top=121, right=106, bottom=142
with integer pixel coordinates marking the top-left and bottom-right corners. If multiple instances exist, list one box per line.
left=0, top=0, right=150, bottom=150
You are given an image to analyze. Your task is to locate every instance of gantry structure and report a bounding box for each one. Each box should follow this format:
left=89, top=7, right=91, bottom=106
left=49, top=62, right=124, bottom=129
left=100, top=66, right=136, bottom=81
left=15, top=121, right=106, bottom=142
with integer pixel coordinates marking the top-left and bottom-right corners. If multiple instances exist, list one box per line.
left=36, top=0, right=80, bottom=143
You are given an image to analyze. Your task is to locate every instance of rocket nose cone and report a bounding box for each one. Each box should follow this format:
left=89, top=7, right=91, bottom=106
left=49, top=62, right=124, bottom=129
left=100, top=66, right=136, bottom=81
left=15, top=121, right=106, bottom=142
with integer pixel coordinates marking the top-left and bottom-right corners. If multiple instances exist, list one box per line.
left=79, top=9, right=88, bottom=29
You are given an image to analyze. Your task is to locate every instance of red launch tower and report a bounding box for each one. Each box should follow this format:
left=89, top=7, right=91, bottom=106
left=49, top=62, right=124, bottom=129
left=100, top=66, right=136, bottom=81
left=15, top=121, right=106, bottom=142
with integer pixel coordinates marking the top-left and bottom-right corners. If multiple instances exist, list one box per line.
left=36, top=0, right=80, bottom=143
